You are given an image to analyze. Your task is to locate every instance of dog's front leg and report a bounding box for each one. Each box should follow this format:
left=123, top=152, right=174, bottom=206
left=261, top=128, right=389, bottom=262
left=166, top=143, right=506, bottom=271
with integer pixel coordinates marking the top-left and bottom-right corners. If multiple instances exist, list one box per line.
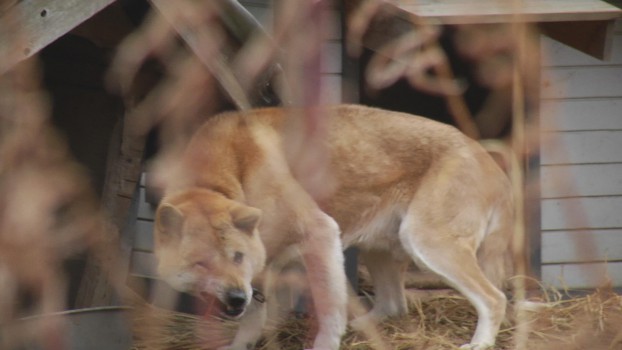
left=220, top=298, right=267, bottom=350
left=300, top=213, right=348, bottom=350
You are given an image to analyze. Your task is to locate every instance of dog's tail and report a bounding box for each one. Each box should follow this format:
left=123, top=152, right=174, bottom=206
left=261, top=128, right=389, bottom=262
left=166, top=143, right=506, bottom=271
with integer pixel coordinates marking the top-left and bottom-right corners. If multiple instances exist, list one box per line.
left=477, top=198, right=515, bottom=290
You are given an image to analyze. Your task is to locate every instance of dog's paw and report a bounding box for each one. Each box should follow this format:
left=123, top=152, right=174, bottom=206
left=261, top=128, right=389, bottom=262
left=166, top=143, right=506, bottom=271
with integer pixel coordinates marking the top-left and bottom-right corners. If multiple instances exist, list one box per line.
left=459, top=342, right=494, bottom=350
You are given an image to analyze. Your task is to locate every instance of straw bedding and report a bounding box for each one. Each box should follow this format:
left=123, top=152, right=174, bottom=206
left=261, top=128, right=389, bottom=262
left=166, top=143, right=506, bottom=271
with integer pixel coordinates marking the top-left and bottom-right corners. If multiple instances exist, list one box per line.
left=131, top=288, right=622, bottom=350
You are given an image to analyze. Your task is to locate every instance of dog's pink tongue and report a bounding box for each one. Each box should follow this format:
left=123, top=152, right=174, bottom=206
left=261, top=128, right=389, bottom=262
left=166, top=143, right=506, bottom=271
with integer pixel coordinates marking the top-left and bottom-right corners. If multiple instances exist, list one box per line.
left=198, top=292, right=220, bottom=317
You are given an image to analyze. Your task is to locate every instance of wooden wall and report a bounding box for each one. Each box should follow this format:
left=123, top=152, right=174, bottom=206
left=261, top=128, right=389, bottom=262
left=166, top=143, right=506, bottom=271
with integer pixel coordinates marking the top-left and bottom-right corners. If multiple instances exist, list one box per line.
left=539, top=19, right=622, bottom=289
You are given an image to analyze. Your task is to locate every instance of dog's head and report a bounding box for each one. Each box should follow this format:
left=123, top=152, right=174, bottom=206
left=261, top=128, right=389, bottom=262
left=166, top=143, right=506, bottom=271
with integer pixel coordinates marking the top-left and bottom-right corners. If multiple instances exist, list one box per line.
left=153, top=188, right=266, bottom=318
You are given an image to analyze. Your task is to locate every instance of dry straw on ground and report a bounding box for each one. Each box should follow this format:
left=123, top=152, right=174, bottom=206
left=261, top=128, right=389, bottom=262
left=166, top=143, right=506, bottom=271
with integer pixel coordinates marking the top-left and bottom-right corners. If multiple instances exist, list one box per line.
left=130, top=287, right=622, bottom=350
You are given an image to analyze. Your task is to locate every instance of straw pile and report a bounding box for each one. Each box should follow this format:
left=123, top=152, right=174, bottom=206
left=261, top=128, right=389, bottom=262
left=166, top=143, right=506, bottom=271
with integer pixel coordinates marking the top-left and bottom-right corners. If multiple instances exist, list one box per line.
left=130, top=288, right=622, bottom=350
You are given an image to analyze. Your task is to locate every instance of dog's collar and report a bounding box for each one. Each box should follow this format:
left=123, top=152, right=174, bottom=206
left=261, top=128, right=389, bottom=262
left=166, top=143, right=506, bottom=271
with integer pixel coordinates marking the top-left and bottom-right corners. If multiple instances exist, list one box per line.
left=252, top=288, right=266, bottom=303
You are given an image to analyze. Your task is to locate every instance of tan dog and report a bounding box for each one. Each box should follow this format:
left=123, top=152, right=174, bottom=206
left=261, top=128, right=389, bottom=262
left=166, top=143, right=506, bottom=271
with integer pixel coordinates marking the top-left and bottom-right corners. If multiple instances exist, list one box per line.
left=153, top=105, right=513, bottom=350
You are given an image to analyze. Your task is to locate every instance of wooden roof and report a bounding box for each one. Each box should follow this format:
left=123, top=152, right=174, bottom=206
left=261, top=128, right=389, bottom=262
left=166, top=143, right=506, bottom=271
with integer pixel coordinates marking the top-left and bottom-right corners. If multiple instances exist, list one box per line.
left=396, top=0, right=622, bottom=25
left=0, top=0, right=117, bottom=74
left=346, top=0, right=622, bottom=60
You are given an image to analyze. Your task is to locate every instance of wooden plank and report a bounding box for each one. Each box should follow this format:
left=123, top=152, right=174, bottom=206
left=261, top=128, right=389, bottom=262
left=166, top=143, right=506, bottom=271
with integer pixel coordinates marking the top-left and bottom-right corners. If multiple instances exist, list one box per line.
left=137, top=187, right=156, bottom=221
left=541, top=99, right=622, bottom=131
left=541, top=196, right=622, bottom=231
left=134, top=220, right=155, bottom=252
left=322, top=41, right=342, bottom=74
left=541, top=261, right=622, bottom=288
left=540, top=20, right=615, bottom=61
left=130, top=251, right=158, bottom=278
left=540, top=130, right=622, bottom=165
left=541, top=229, right=622, bottom=263
left=320, top=74, right=343, bottom=104
left=0, top=0, right=116, bottom=74
left=396, top=0, right=622, bottom=25
left=540, top=163, right=622, bottom=198
left=541, top=34, right=622, bottom=67
left=542, top=66, right=622, bottom=99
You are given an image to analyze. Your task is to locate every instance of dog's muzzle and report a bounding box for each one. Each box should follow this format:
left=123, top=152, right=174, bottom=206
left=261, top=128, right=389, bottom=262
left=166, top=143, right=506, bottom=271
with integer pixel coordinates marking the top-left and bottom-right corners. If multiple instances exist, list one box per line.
left=222, top=288, right=247, bottom=317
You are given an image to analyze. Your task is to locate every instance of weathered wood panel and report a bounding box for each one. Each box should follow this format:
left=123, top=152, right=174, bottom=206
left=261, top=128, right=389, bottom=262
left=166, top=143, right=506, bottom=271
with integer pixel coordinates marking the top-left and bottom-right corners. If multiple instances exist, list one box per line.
left=540, top=163, right=622, bottom=198
left=541, top=261, right=622, bottom=289
left=540, top=130, right=622, bottom=165
left=541, top=99, right=622, bottom=131
left=542, top=66, right=622, bottom=99
left=0, top=0, right=116, bottom=73
left=541, top=229, right=622, bottom=264
left=541, top=196, right=622, bottom=231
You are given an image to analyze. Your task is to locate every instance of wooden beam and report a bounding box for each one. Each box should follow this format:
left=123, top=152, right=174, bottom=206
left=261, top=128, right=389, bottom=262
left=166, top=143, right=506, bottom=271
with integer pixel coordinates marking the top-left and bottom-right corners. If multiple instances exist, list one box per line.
left=541, top=20, right=616, bottom=61
left=75, top=113, right=147, bottom=308
left=347, top=0, right=621, bottom=63
left=396, top=0, right=622, bottom=25
left=0, top=0, right=116, bottom=74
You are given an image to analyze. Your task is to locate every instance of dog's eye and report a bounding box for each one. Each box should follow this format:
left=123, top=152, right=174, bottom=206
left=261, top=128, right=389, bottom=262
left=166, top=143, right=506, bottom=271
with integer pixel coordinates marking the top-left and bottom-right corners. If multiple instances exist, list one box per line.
left=233, top=251, right=244, bottom=264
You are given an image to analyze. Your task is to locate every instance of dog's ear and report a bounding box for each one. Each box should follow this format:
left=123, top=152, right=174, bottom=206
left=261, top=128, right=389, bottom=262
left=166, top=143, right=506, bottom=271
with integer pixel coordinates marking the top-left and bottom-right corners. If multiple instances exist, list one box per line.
left=230, top=204, right=261, bottom=235
left=156, top=203, right=184, bottom=238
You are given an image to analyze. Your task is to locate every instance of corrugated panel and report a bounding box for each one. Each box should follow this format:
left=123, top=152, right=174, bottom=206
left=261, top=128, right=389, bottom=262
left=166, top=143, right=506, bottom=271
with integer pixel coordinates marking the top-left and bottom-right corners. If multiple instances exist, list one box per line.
left=541, top=99, right=622, bottom=132
left=540, top=163, right=622, bottom=198
left=541, top=196, right=622, bottom=231
left=541, top=261, right=622, bottom=289
left=541, top=229, right=622, bottom=264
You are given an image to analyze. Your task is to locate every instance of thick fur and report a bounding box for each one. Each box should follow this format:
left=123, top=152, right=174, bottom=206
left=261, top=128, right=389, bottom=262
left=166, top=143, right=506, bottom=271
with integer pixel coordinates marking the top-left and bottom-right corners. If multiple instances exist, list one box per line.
left=153, top=105, right=513, bottom=350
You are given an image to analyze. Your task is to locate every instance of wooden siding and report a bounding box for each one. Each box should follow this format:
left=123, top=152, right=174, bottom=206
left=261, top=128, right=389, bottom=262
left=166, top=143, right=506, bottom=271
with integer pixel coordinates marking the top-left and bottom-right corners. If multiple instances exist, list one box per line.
left=539, top=20, right=622, bottom=289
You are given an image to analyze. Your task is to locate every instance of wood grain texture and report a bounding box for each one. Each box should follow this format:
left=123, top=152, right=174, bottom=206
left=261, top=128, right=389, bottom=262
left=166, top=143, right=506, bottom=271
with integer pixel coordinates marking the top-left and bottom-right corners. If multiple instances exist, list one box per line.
left=0, top=0, right=115, bottom=73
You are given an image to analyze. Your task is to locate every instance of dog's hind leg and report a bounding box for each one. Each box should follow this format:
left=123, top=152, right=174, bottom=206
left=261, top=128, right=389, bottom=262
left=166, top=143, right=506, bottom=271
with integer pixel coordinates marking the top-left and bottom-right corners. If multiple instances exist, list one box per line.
left=399, top=226, right=506, bottom=350
left=350, top=250, right=408, bottom=330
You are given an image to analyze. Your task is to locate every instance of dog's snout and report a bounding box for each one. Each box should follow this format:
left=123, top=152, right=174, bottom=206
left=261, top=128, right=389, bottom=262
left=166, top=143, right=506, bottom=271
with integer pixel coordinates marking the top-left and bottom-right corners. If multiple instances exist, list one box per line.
left=226, top=288, right=247, bottom=308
